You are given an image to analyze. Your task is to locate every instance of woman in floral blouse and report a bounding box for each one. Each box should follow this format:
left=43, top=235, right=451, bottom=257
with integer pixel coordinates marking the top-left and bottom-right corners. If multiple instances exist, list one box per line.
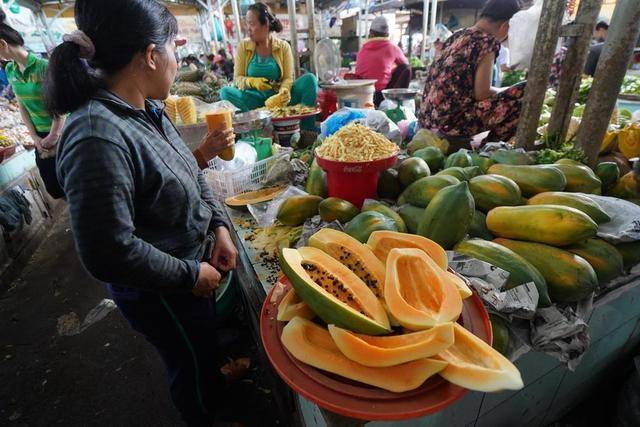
left=419, top=0, right=524, bottom=141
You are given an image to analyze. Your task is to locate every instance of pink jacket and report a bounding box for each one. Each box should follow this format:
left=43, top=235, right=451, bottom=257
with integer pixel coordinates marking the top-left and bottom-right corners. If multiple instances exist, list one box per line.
left=355, top=38, right=409, bottom=91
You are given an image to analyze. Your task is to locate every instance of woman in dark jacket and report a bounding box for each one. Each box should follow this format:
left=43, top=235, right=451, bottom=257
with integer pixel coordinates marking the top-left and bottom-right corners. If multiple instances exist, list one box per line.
left=44, top=1, right=237, bottom=425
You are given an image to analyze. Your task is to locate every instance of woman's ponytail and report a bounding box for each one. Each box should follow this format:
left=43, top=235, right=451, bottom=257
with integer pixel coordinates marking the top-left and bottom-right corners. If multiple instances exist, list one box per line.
left=44, top=42, right=99, bottom=116
left=43, top=0, right=178, bottom=115
left=269, top=17, right=283, bottom=33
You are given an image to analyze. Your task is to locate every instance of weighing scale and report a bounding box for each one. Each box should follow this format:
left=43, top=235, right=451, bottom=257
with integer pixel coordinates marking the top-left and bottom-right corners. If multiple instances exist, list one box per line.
left=233, top=110, right=273, bottom=160
left=314, top=38, right=377, bottom=109
left=382, top=88, right=419, bottom=123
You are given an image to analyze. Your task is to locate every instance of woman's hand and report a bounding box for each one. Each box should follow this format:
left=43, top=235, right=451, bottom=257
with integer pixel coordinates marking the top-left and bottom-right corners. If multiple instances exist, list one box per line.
left=245, top=77, right=272, bottom=91
left=210, top=227, right=238, bottom=272
left=40, top=132, right=60, bottom=150
left=197, top=128, right=234, bottom=162
left=265, top=88, right=290, bottom=109
left=192, top=262, right=222, bottom=298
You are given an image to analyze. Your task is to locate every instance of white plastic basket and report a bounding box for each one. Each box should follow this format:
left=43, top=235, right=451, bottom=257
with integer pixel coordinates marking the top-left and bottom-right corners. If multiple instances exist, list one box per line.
left=204, top=147, right=293, bottom=199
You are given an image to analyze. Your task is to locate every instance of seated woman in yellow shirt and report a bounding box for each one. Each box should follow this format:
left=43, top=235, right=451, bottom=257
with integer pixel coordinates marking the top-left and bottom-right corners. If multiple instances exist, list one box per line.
left=219, top=2, right=317, bottom=129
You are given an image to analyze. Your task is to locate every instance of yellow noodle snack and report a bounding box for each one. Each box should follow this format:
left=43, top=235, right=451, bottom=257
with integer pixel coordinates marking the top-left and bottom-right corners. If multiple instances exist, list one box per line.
left=177, top=96, right=197, bottom=125
left=316, top=123, right=398, bottom=162
left=261, top=104, right=317, bottom=119
left=164, top=96, right=179, bottom=124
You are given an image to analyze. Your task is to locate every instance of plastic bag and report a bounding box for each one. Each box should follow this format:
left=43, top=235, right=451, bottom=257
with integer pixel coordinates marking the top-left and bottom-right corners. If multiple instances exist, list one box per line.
left=320, top=108, right=367, bottom=137
left=508, top=0, right=543, bottom=69
left=210, top=141, right=257, bottom=172
left=320, top=108, right=402, bottom=143
left=247, top=186, right=307, bottom=227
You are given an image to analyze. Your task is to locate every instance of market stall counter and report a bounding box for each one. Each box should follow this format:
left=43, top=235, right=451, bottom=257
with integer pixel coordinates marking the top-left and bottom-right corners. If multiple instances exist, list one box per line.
left=225, top=201, right=640, bottom=426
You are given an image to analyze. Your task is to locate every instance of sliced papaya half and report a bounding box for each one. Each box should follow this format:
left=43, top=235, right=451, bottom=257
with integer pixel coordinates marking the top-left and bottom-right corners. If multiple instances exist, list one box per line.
left=367, top=230, right=449, bottom=270
left=282, top=317, right=447, bottom=393
left=384, top=248, right=463, bottom=331
left=309, top=228, right=386, bottom=298
left=367, top=231, right=471, bottom=299
left=436, top=323, right=523, bottom=392
left=277, top=288, right=315, bottom=321
left=445, top=270, right=473, bottom=299
left=224, top=186, right=284, bottom=207
left=281, top=247, right=391, bottom=335
left=328, top=322, right=454, bottom=367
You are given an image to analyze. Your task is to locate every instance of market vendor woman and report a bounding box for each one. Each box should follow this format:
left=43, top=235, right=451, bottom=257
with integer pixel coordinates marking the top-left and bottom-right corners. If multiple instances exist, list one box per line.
left=220, top=2, right=318, bottom=128
left=0, top=11, right=64, bottom=198
left=44, top=0, right=237, bottom=425
left=418, top=0, right=524, bottom=141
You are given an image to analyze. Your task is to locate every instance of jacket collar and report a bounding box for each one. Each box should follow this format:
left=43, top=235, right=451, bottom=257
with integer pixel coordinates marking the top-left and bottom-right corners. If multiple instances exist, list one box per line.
left=92, top=89, right=163, bottom=114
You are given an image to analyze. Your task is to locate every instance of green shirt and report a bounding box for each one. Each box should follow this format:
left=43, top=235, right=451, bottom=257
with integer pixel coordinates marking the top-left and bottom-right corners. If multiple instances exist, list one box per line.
left=5, top=53, right=53, bottom=133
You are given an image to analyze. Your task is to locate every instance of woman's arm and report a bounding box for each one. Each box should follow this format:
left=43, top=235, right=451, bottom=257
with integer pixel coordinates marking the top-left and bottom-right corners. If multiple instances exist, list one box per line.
left=279, top=41, right=295, bottom=93
left=474, top=53, right=497, bottom=101
left=41, top=115, right=65, bottom=149
left=59, top=137, right=201, bottom=291
left=18, top=102, right=41, bottom=148
left=233, top=41, right=249, bottom=90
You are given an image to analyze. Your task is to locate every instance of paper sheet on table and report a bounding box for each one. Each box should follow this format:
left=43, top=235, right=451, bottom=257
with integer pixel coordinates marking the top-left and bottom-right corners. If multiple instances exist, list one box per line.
left=530, top=305, right=590, bottom=371
left=584, top=195, right=640, bottom=243
left=448, top=252, right=538, bottom=319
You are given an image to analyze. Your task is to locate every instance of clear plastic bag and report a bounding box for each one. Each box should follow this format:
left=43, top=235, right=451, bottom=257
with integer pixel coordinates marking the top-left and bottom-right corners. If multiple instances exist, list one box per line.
left=247, top=186, right=307, bottom=227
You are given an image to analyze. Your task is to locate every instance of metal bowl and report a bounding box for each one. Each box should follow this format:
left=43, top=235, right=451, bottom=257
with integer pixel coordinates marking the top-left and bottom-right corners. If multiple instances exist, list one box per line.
left=233, top=110, right=272, bottom=134
left=382, top=88, right=419, bottom=102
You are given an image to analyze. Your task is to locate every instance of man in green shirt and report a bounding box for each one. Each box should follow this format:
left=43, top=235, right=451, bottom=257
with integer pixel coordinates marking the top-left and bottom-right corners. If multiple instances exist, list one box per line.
left=1, top=11, right=64, bottom=199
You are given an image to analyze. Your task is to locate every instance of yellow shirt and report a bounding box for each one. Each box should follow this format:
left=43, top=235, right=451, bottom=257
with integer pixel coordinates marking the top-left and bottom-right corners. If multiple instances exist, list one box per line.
left=234, top=35, right=294, bottom=93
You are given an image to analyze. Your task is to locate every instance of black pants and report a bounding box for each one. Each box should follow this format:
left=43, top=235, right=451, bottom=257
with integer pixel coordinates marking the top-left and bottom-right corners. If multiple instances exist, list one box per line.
left=109, top=285, right=224, bottom=426
left=34, top=131, right=65, bottom=199
left=374, top=63, right=412, bottom=108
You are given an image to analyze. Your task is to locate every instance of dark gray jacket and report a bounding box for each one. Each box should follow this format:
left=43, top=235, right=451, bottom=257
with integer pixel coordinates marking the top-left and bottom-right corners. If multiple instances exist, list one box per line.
left=57, top=90, right=228, bottom=292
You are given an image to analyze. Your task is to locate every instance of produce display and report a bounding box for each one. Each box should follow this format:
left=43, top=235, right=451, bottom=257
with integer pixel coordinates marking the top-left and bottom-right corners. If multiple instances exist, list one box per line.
left=170, top=68, right=228, bottom=104
left=277, top=229, right=524, bottom=393
left=263, top=123, right=638, bottom=313
left=0, top=98, right=32, bottom=148
left=315, top=123, right=398, bottom=162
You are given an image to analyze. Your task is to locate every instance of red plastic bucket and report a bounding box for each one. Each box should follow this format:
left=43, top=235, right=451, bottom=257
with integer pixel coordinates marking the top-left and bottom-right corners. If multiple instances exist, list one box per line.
left=315, top=153, right=398, bottom=208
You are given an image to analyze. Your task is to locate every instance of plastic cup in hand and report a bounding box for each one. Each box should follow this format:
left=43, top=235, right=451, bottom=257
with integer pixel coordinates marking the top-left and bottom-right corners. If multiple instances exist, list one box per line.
left=206, top=109, right=234, bottom=161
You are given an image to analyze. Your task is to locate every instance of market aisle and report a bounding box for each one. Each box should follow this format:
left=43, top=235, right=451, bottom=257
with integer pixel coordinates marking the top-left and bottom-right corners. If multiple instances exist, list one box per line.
left=0, top=211, right=280, bottom=426
left=0, top=210, right=183, bottom=425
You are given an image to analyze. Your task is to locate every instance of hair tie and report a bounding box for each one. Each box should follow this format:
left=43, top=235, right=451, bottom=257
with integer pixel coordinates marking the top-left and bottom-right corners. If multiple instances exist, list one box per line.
left=63, top=30, right=96, bottom=60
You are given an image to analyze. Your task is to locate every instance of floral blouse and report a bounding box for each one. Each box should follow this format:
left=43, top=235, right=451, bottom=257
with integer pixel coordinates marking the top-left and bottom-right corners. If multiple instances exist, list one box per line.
left=419, top=28, right=501, bottom=133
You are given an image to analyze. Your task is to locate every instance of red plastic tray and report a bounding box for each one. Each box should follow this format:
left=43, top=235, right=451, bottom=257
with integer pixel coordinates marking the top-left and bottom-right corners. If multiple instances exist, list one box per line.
left=260, top=275, right=493, bottom=421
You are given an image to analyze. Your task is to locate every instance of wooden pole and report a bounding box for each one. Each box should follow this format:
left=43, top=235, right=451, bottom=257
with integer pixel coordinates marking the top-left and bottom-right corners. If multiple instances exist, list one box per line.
left=514, top=0, right=566, bottom=149
left=547, top=0, right=603, bottom=142
left=420, top=0, right=429, bottom=59
left=576, top=0, right=640, bottom=166
left=230, top=0, right=243, bottom=46
left=287, top=0, right=301, bottom=77
left=307, top=0, right=317, bottom=74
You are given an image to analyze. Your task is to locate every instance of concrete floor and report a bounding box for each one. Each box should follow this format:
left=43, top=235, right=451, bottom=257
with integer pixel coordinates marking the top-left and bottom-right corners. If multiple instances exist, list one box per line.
left=0, top=211, right=279, bottom=427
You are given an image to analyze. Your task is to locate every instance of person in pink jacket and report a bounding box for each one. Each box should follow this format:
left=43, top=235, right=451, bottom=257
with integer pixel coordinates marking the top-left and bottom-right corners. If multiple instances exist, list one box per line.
left=355, top=16, right=411, bottom=107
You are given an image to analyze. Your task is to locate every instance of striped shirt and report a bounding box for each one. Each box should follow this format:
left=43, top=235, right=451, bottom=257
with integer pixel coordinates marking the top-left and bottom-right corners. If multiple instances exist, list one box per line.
left=5, top=53, right=52, bottom=133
